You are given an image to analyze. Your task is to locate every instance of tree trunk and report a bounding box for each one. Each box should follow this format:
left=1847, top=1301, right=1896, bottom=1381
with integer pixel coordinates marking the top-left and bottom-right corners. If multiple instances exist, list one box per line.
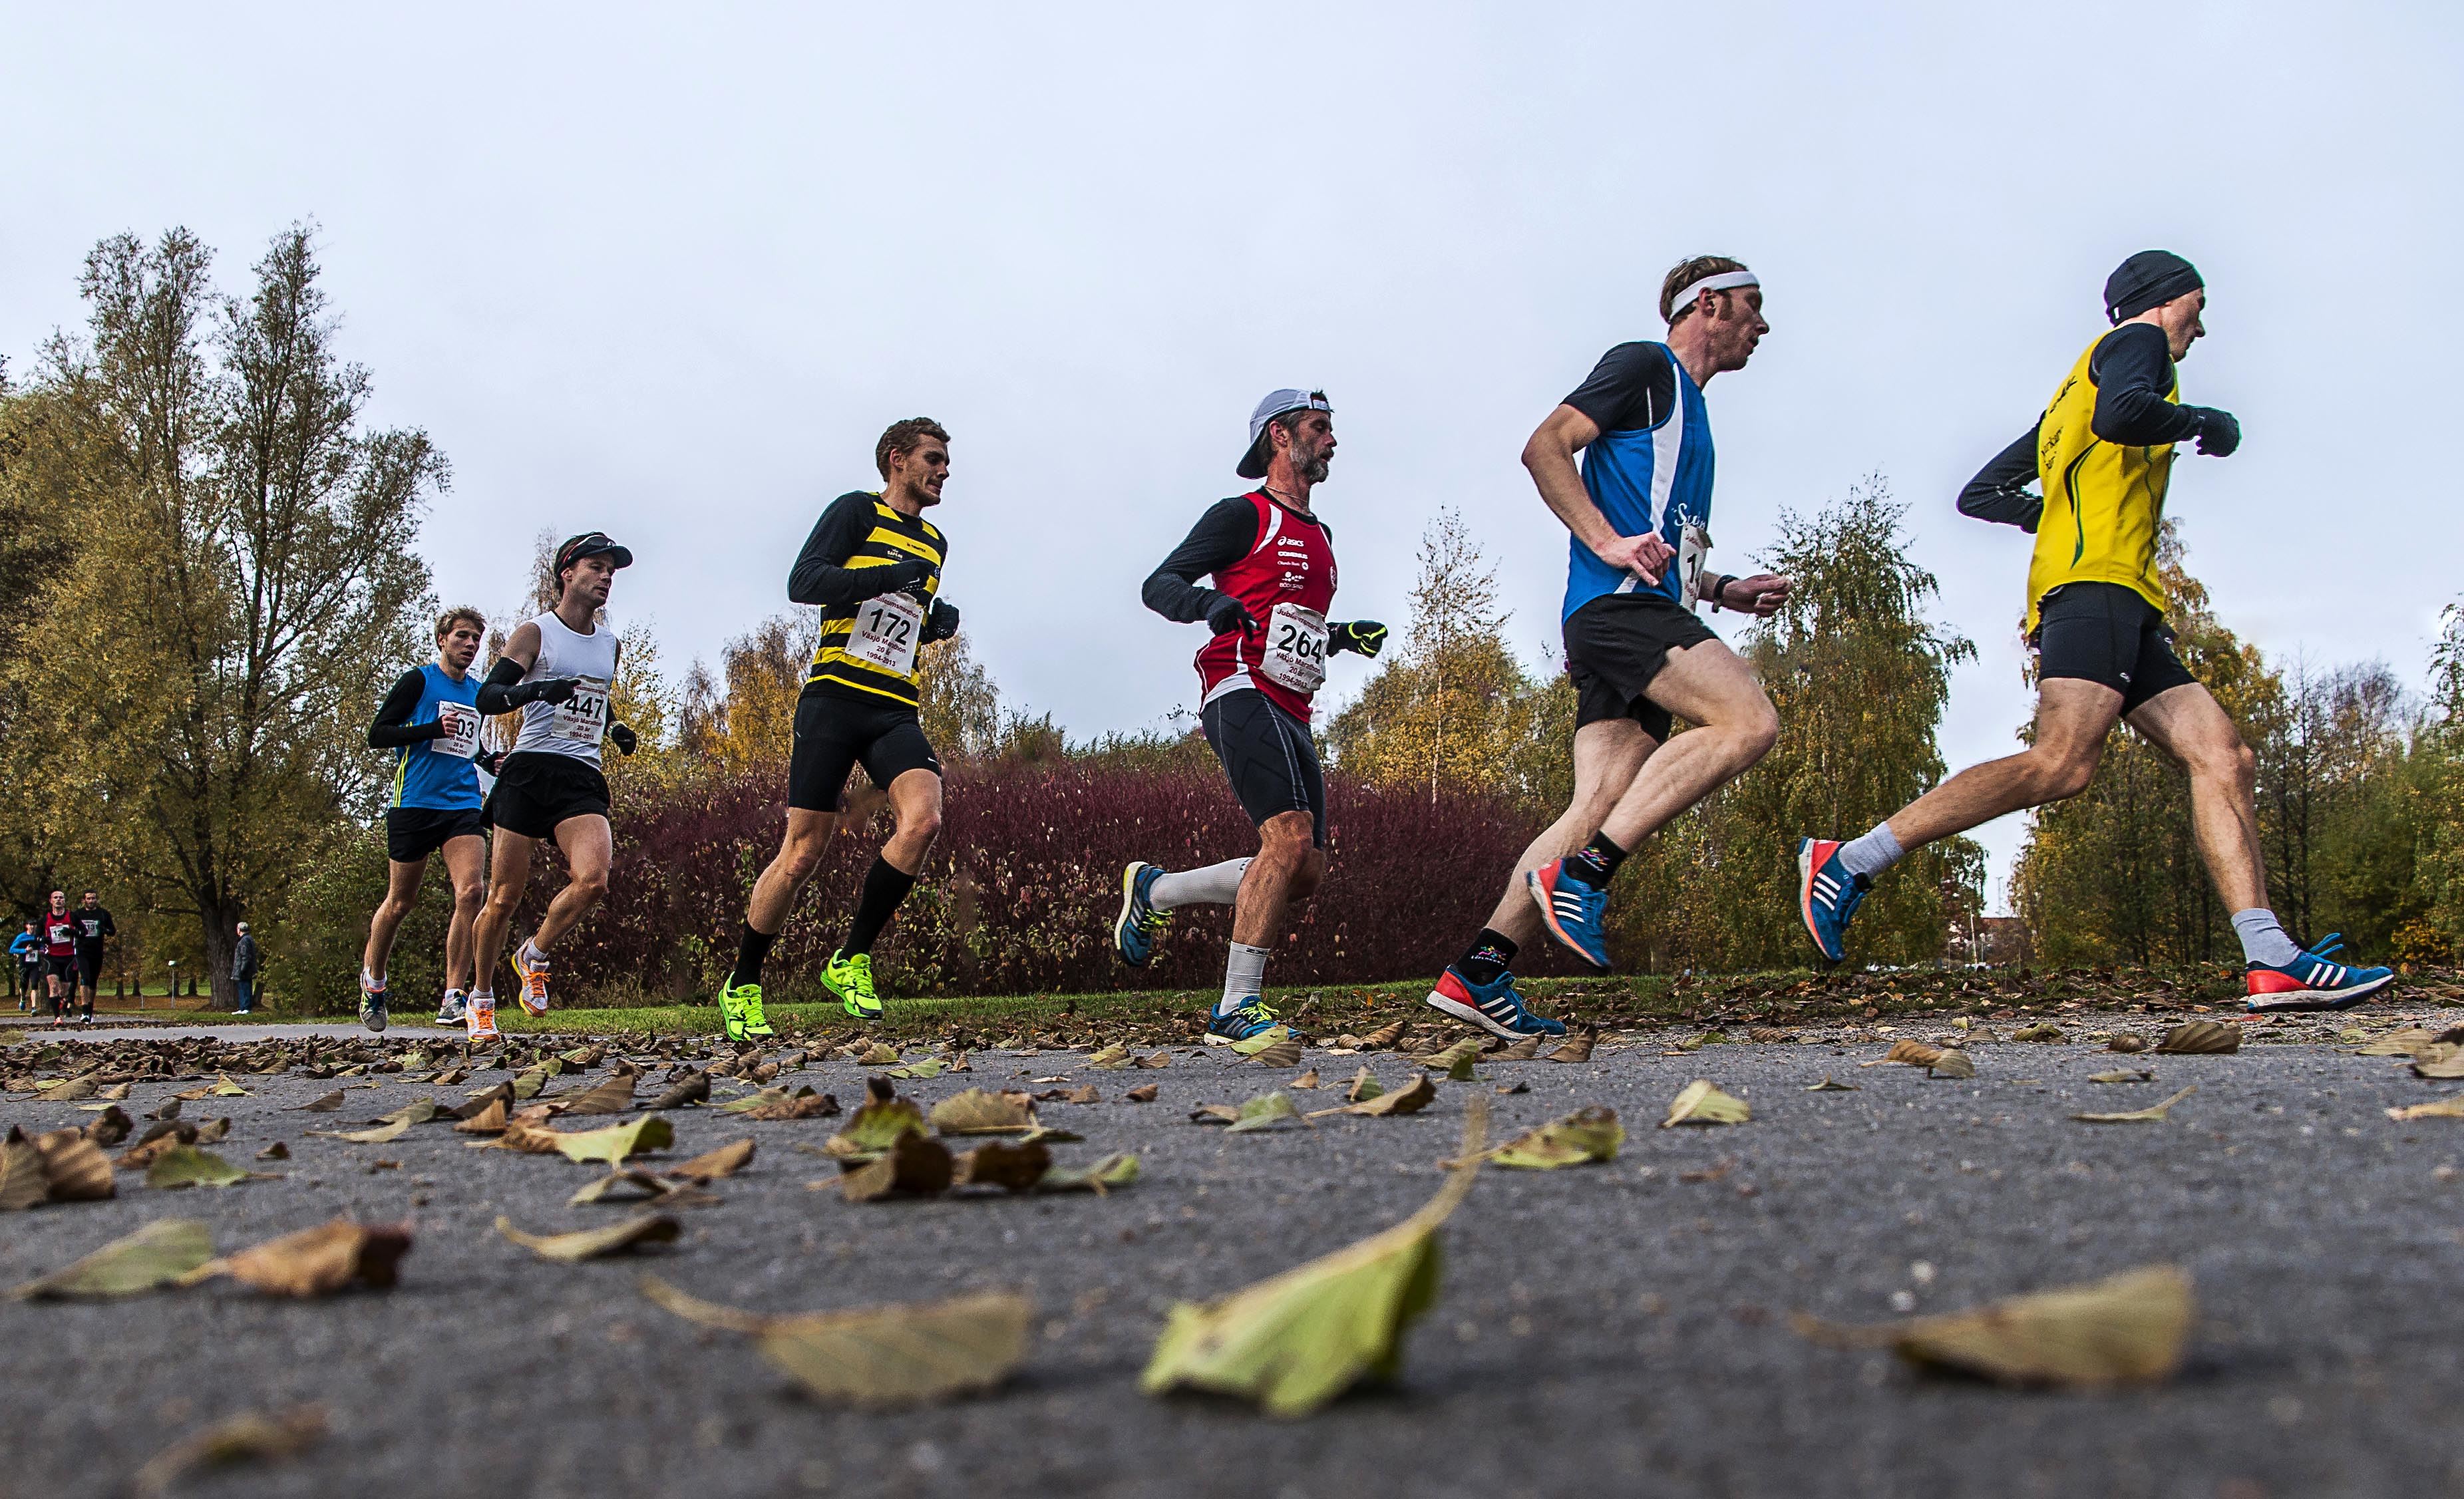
left=200, top=915, right=237, bottom=1011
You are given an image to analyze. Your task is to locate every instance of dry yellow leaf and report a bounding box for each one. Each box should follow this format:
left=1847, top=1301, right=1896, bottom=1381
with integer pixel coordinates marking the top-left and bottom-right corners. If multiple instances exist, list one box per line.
left=1662, top=1080, right=1750, bottom=1128
left=1793, top=1265, right=2193, bottom=1387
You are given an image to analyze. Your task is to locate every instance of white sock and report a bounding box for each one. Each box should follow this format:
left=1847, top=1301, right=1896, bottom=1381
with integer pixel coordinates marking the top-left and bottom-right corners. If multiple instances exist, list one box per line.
left=1836, top=823, right=1904, bottom=881
left=1153, top=858, right=1250, bottom=910
left=361, top=967, right=384, bottom=991
left=2232, top=909, right=2301, bottom=967
left=520, top=939, right=548, bottom=965
left=1219, top=942, right=1269, bottom=1015
left=470, top=990, right=494, bottom=1006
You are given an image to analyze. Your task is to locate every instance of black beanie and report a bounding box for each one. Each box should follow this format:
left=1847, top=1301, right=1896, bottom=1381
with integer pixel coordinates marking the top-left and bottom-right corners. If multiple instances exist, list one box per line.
left=2105, top=250, right=2203, bottom=325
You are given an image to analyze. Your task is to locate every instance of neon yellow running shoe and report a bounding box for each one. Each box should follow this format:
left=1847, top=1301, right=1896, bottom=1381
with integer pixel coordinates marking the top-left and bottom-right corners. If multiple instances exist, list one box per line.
left=822, top=949, right=882, bottom=1021
left=718, top=980, right=773, bottom=1043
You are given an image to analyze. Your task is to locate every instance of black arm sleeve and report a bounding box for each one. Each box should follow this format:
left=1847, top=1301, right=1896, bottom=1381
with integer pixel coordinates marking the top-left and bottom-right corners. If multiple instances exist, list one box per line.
left=1562, top=342, right=1677, bottom=435
left=366, top=669, right=443, bottom=748
left=473, top=656, right=529, bottom=716
left=1956, top=425, right=2046, bottom=532
left=1141, top=498, right=1260, bottom=624
left=2089, top=325, right=2203, bottom=446
left=787, top=492, right=888, bottom=607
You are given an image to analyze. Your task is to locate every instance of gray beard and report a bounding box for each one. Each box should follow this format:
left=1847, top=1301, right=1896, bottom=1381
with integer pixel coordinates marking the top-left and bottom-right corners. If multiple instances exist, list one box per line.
left=1299, top=451, right=1330, bottom=485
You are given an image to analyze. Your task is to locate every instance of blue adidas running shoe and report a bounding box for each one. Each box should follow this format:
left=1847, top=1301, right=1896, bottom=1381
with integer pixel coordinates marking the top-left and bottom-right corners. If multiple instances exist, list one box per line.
left=1424, top=967, right=1567, bottom=1040
left=1797, top=837, right=1870, bottom=964
left=1206, top=997, right=1286, bottom=1044
left=2244, top=933, right=2396, bottom=1013
left=1114, top=860, right=1167, bottom=967
left=1528, top=858, right=1612, bottom=969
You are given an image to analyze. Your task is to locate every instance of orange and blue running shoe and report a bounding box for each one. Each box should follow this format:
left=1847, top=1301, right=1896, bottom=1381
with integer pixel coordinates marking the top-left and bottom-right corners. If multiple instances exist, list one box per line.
left=509, top=943, right=551, bottom=1017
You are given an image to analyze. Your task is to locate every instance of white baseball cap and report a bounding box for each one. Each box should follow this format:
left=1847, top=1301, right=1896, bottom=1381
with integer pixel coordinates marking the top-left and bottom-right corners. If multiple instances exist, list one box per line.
left=1237, top=389, right=1332, bottom=479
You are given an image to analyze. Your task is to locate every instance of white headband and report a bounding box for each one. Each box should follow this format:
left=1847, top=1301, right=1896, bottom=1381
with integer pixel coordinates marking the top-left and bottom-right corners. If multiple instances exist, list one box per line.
left=1668, top=269, right=1759, bottom=321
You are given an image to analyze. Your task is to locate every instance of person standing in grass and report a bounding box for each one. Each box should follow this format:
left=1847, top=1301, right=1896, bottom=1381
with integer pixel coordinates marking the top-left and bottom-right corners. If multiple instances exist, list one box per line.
left=717, top=418, right=962, bottom=1039
left=1114, top=389, right=1386, bottom=1044
left=230, top=921, right=260, bottom=1015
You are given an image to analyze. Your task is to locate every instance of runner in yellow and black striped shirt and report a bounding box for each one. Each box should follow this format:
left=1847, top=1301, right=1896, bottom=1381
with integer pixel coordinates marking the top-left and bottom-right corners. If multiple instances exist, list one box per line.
left=719, top=417, right=962, bottom=1039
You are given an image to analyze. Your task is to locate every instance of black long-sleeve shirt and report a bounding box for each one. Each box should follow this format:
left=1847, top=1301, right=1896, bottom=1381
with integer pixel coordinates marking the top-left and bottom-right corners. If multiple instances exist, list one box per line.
left=1956, top=323, right=2206, bottom=533
left=1142, top=497, right=1268, bottom=623
left=789, top=491, right=936, bottom=607
left=367, top=668, right=446, bottom=749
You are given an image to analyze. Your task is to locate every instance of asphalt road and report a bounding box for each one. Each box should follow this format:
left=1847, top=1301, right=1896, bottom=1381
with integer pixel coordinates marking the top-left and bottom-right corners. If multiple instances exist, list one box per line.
left=5, top=1020, right=2463, bottom=1499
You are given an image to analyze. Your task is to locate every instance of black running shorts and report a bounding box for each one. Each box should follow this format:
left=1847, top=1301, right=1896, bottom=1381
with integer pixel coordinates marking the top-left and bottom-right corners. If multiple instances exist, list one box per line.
left=40, top=953, right=75, bottom=981
left=1202, top=688, right=1325, bottom=848
left=73, top=951, right=101, bottom=989
left=789, top=692, right=942, bottom=812
left=2032, top=582, right=2198, bottom=713
left=387, top=806, right=488, bottom=863
left=486, top=752, right=612, bottom=840
left=1563, top=593, right=1721, bottom=739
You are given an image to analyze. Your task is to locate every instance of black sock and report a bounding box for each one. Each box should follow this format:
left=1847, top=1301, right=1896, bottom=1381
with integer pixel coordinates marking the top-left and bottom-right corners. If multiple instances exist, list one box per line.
left=1457, top=928, right=1518, bottom=987
left=730, top=923, right=779, bottom=991
left=1560, top=832, right=1627, bottom=890
left=840, top=855, right=918, bottom=957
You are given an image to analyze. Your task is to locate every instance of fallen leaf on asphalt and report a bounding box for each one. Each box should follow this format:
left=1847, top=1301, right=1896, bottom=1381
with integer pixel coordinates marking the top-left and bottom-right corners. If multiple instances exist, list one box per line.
left=184, top=1220, right=413, bottom=1296
left=1866, top=1039, right=1943, bottom=1069
left=2089, top=1070, right=2155, bottom=1084
left=496, top=1214, right=681, bottom=1261
left=2154, top=1022, right=2239, bottom=1055
left=1459, top=1106, right=1622, bottom=1169
left=1662, top=1081, right=1751, bottom=1128
left=1748, top=1027, right=1793, bottom=1045
left=454, top=1099, right=509, bottom=1134
left=1131, top=1051, right=1172, bottom=1069
left=641, top=1276, right=1031, bottom=1406
left=1308, top=1073, right=1437, bottom=1120
left=193, top=1118, right=230, bottom=1144
left=83, top=1106, right=133, bottom=1146
left=146, top=1147, right=252, bottom=1190
left=742, top=1087, right=841, bottom=1121
left=671, top=1138, right=757, bottom=1182
left=882, top=1060, right=944, bottom=1080
left=314, top=1118, right=413, bottom=1145
left=2073, top=1085, right=2197, bottom=1123
left=209, top=1075, right=250, bottom=1097
left=1493, top=1037, right=1541, bottom=1062
left=839, top=1133, right=956, bottom=1202
left=1216, top=1092, right=1305, bottom=1134
left=511, top=1068, right=551, bottom=1100
left=1033, top=1153, right=1141, bottom=1194
left=1791, top=1264, right=2193, bottom=1387
left=37, top=1131, right=116, bottom=1200
left=559, top=1073, right=638, bottom=1116
left=1291, top=1069, right=1321, bottom=1090
left=2356, top=1028, right=2442, bottom=1057
left=10, top=1218, right=214, bottom=1299
left=1088, top=1043, right=1131, bottom=1070
left=1229, top=1026, right=1296, bottom=1058
left=116, top=1129, right=196, bottom=1174
left=859, top=1042, right=902, bottom=1066
left=368, top=1100, right=441, bottom=1128
left=930, top=1089, right=1037, bottom=1136
left=826, top=1097, right=930, bottom=1159
left=1806, top=1077, right=1860, bottom=1092
left=480, top=1120, right=566, bottom=1155
left=1140, top=1094, right=1489, bottom=1417
left=256, top=1142, right=289, bottom=1162
left=647, top=1073, right=711, bottom=1109
left=1126, top=1084, right=1158, bottom=1103
left=2385, top=1096, right=2464, bottom=1122
left=952, top=1141, right=1051, bottom=1192
left=150, top=1098, right=185, bottom=1118
left=1248, top=1037, right=1304, bottom=1068
left=1545, top=1029, right=1596, bottom=1064
left=2413, top=1052, right=2464, bottom=1081
left=38, top=1078, right=95, bottom=1102
left=454, top=1082, right=515, bottom=1119
left=2107, top=1034, right=2147, bottom=1054
left=96, top=1082, right=132, bottom=1101
left=130, top=1404, right=327, bottom=1499
left=1360, top=1021, right=1405, bottom=1050
left=1345, top=1067, right=1383, bottom=1103
left=1418, top=1037, right=1481, bottom=1074
left=570, top=1170, right=712, bottom=1206
left=551, top=1116, right=674, bottom=1166
left=1495, top=1081, right=1529, bottom=1094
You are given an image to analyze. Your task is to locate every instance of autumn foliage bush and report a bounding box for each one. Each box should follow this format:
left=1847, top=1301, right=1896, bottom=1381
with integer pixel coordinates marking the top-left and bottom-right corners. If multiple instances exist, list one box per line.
left=506, top=752, right=1558, bottom=1002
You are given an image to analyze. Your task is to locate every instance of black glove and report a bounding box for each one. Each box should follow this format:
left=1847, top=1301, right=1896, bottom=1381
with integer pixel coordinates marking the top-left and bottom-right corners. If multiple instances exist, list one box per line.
left=1204, top=593, right=1258, bottom=637
left=924, top=599, right=960, bottom=644
left=476, top=749, right=506, bottom=776
left=516, top=675, right=583, bottom=708
left=868, top=560, right=934, bottom=599
left=1331, top=621, right=1387, bottom=658
left=609, top=722, right=637, bottom=757
left=2189, top=407, right=2240, bottom=458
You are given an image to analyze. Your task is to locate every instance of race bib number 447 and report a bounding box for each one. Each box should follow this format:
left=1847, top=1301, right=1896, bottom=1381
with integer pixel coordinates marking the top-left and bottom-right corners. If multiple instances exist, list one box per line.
left=553, top=677, right=610, bottom=742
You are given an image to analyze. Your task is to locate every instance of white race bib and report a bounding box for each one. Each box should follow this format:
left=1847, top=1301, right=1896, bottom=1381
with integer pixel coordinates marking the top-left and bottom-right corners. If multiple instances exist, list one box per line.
left=1676, top=520, right=1713, bottom=609
left=1259, top=603, right=1329, bottom=694
left=553, top=677, right=610, bottom=743
left=847, top=593, right=924, bottom=679
left=433, top=701, right=480, bottom=759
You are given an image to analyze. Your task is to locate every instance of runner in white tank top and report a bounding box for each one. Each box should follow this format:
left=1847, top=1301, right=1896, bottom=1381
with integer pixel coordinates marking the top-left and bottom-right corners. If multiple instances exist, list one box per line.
left=464, top=532, right=641, bottom=1038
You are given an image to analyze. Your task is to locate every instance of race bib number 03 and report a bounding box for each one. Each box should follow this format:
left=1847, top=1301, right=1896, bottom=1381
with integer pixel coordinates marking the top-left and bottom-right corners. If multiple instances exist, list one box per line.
left=433, top=701, right=480, bottom=759
left=848, top=593, right=924, bottom=679
left=553, top=677, right=610, bottom=742
left=1260, top=603, right=1329, bottom=694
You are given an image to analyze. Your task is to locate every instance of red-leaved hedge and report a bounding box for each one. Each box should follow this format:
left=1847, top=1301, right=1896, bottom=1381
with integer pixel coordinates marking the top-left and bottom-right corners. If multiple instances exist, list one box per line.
left=504, top=755, right=1579, bottom=1000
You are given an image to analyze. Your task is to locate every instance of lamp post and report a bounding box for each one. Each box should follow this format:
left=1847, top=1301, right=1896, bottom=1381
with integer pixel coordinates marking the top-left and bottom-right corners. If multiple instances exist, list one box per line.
left=164, top=958, right=178, bottom=1011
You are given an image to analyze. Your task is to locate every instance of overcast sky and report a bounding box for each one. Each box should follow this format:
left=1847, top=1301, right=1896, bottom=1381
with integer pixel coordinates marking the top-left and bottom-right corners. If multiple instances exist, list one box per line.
left=5, top=2, right=2457, bottom=909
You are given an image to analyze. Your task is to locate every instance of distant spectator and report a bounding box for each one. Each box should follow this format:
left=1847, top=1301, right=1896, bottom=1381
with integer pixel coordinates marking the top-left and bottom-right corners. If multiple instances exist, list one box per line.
left=231, top=922, right=260, bottom=1015
left=9, top=922, right=36, bottom=1013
